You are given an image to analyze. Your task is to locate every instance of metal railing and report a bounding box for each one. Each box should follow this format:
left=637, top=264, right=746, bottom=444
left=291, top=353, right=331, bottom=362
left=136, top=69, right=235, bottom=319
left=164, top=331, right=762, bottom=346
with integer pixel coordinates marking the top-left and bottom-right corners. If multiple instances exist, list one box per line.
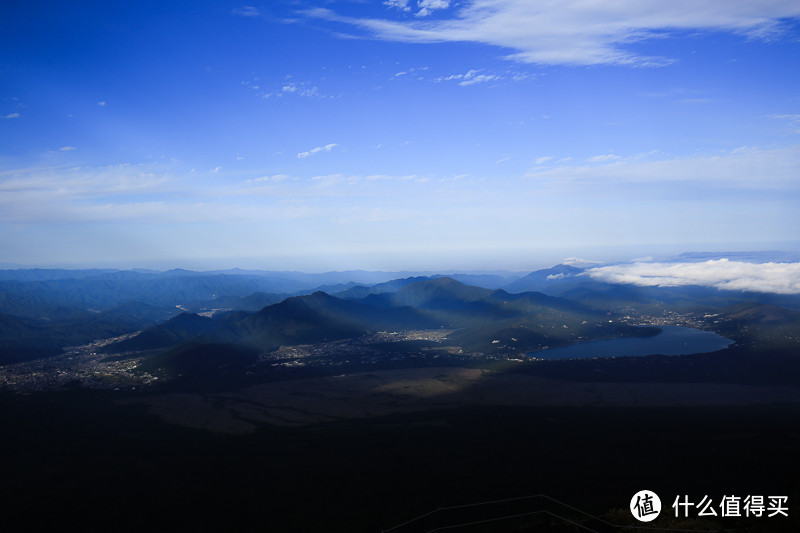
left=382, top=494, right=729, bottom=533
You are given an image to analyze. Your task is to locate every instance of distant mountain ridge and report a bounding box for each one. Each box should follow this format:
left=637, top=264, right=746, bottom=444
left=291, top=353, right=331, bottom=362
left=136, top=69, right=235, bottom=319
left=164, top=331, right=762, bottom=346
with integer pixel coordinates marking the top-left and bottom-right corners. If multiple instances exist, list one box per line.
left=112, top=290, right=439, bottom=354
left=361, top=277, right=495, bottom=310
left=335, top=276, right=434, bottom=300
left=105, top=277, right=648, bottom=365
left=0, top=268, right=522, bottom=319
left=503, top=264, right=585, bottom=294
left=3, top=260, right=800, bottom=366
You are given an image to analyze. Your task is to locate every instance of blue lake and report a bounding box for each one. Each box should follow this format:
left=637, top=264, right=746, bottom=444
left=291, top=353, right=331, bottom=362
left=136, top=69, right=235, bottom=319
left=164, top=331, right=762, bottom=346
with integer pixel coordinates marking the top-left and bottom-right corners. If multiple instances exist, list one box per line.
left=527, top=326, right=735, bottom=360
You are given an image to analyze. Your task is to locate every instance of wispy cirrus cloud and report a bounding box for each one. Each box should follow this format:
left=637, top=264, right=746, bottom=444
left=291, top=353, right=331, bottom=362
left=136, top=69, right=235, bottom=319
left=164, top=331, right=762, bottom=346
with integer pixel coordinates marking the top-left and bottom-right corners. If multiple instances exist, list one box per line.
left=0, top=163, right=444, bottom=225
left=383, top=0, right=450, bottom=18
left=0, top=163, right=176, bottom=223
left=243, top=78, right=330, bottom=100
left=416, top=0, right=450, bottom=18
left=2, top=113, right=20, bottom=119
left=436, top=69, right=499, bottom=86
left=0, top=164, right=171, bottom=197
left=297, top=143, right=338, bottom=158
left=277, top=82, right=321, bottom=99
left=246, top=174, right=294, bottom=184
left=306, top=1, right=800, bottom=66
left=769, top=114, right=800, bottom=134
left=587, top=154, right=621, bottom=163
left=392, top=66, right=429, bottom=79
left=587, top=259, right=800, bottom=294
left=384, top=0, right=411, bottom=12
left=0, top=164, right=330, bottom=225
left=232, top=6, right=263, bottom=18
left=525, top=146, right=800, bottom=191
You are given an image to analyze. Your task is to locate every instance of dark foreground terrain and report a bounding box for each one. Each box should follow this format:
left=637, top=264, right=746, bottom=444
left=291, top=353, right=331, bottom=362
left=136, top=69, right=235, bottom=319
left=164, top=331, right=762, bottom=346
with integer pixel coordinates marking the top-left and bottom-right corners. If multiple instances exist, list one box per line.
left=2, top=371, right=798, bottom=532
left=2, top=268, right=799, bottom=531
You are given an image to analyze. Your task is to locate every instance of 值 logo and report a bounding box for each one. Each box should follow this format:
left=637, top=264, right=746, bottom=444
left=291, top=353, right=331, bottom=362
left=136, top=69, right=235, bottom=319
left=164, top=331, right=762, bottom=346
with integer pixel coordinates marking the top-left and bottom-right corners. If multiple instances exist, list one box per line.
left=631, top=489, right=662, bottom=522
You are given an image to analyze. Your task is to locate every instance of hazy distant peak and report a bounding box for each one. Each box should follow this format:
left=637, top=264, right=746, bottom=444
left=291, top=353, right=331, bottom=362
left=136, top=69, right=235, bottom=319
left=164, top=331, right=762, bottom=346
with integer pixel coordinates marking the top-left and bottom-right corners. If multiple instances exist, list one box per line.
left=503, top=264, right=585, bottom=294
left=274, top=291, right=336, bottom=308
left=388, top=277, right=494, bottom=308
left=165, top=268, right=196, bottom=274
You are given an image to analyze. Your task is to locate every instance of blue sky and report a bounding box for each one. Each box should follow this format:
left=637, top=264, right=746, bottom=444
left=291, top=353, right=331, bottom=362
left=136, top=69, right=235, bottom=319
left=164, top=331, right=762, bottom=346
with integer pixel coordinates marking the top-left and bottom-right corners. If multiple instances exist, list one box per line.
left=1, top=1, right=799, bottom=271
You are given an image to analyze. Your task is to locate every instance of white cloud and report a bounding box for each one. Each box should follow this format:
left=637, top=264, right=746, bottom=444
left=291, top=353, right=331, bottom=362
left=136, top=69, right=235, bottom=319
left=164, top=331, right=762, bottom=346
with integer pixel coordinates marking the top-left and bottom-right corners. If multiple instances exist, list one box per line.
left=97, top=101, right=106, bottom=107
left=587, top=154, right=621, bottom=163
left=0, top=164, right=330, bottom=226
left=247, top=174, right=292, bottom=184
left=0, top=164, right=488, bottom=255
left=563, top=257, right=602, bottom=266
left=59, top=146, right=77, bottom=152
left=436, top=69, right=500, bottom=86
left=534, top=156, right=552, bottom=165
left=416, top=0, right=450, bottom=18
left=261, top=82, right=323, bottom=99
left=391, top=66, right=429, bottom=79
left=0, top=164, right=170, bottom=196
left=2, top=113, right=20, bottom=119
left=460, top=74, right=499, bottom=86
left=244, top=77, right=329, bottom=100
left=525, top=146, right=800, bottom=191
left=298, top=143, right=338, bottom=158
left=232, top=6, right=262, bottom=18
left=510, top=72, right=535, bottom=82
left=306, top=173, right=426, bottom=188
left=384, top=0, right=410, bottom=11
left=310, top=173, right=353, bottom=186
left=309, top=1, right=800, bottom=66
left=587, top=259, right=800, bottom=294
left=769, top=114, right=800, bottom=134
left=0, top=164, right=175, bottom=223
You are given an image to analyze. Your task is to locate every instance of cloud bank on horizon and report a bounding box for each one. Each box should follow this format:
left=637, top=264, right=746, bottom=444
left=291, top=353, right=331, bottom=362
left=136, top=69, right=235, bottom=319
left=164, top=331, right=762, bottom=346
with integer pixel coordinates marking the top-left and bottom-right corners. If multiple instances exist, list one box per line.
left=587, top=259, right=800, bottom=295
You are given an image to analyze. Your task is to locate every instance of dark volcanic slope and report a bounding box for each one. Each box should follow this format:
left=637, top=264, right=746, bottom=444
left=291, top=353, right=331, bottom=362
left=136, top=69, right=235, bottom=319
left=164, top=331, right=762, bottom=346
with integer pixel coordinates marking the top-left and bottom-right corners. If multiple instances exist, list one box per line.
left=108, top=291, right=439, bottom=354
left=112, top=312, right=215, bottom=352
left=230, top=291, right=438, bottom=349
left=361, top=277, right=495, bottom=310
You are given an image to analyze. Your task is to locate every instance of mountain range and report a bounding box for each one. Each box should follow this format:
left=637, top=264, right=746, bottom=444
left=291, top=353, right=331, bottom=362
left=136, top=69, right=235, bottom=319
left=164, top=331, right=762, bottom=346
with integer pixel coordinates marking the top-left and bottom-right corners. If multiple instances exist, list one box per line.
left=2, top=262, right=800, bottom=367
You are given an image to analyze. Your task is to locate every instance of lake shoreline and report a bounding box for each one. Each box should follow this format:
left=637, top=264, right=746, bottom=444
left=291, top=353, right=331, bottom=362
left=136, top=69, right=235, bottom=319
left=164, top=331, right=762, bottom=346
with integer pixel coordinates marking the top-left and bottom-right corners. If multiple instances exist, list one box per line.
left=526, top=325, right=735, bottom=361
